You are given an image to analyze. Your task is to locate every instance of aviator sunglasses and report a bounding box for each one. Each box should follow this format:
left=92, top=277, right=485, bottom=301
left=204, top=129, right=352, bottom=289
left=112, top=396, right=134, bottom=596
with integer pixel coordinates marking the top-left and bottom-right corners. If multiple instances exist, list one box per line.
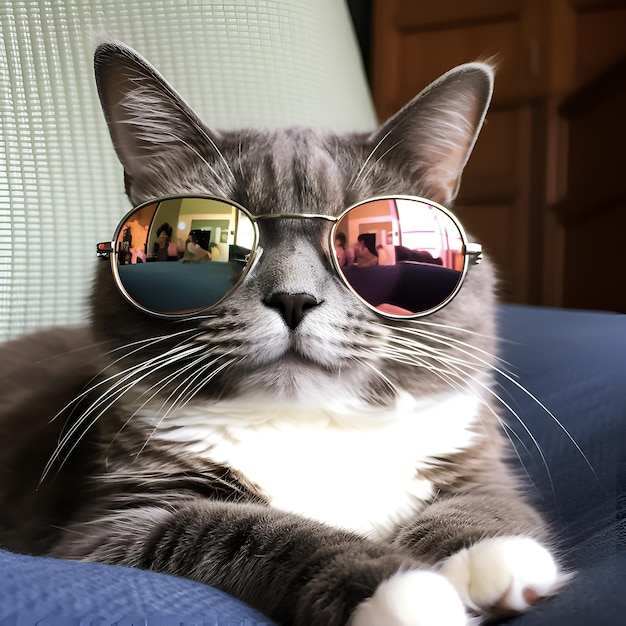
left=97, top=195, right=482, bottom=319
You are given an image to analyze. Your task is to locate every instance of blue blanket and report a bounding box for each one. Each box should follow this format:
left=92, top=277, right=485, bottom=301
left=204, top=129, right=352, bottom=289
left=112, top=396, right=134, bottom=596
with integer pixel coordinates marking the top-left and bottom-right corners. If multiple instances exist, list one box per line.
left=1, top=305, right=624, bottom=625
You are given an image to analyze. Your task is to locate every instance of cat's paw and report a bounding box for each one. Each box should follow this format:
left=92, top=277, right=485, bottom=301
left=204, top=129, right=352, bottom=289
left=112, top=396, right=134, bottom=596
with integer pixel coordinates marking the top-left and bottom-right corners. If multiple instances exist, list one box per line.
left=349, top=570, right=471, bottom=626
left=438, top=536, right=563, bottom=617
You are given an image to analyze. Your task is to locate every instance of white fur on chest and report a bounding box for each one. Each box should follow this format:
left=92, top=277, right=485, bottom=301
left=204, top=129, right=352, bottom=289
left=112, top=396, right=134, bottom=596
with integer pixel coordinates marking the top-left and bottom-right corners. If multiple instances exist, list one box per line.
left=152, top=392, right=479, bottom=539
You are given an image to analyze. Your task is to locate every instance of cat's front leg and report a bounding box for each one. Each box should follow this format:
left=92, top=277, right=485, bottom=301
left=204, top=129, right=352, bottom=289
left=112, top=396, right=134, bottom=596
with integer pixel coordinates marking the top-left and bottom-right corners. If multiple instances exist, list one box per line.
left=392, top=489, right=565, bottom=620
left=53, top=500, right=467, bottom=626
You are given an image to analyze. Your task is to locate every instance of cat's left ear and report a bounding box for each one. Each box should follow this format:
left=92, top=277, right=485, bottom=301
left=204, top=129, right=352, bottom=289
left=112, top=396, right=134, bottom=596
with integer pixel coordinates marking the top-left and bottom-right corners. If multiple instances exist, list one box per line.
left=94, top=40, right=225, bottom=201
left=369, top=63, right=494, bottom=205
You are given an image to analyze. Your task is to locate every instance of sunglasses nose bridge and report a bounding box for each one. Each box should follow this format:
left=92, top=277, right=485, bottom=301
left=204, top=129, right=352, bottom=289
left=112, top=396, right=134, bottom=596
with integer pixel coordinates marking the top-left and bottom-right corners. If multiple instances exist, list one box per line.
left=254, top=214, right=335, bottom=261
left=254, top=212, right=334, bottom=236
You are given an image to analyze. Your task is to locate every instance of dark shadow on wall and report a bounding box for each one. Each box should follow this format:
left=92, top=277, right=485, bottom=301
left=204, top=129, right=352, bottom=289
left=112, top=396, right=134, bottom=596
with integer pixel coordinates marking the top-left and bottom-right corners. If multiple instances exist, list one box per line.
left=347, top=0, right=372, bottom=80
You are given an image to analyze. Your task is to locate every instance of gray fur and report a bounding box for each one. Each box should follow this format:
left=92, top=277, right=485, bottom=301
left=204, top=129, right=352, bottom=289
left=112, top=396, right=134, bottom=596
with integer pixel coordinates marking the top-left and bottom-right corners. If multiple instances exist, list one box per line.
left=0, top=41, right=552, bottom=625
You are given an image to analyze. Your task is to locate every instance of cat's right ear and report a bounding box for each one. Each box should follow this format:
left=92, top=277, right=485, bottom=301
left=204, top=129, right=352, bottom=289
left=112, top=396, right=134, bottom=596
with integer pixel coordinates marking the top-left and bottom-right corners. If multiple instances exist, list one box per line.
left=366, top=63, right=494, bottom=206
left=94, top=41, right=224, bottom=202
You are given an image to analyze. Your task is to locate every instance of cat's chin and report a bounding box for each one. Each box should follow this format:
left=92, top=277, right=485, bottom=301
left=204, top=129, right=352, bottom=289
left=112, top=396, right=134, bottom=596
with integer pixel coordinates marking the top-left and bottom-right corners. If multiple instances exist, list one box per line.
left=233, top=348, right=343, bottom=380
left=235, top=353, right=397, bottom=407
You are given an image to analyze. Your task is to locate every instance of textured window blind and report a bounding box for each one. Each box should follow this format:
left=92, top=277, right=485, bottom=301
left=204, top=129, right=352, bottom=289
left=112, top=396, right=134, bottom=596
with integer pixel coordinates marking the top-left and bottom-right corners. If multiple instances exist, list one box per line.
left=0, top=0, right=376, bottom=341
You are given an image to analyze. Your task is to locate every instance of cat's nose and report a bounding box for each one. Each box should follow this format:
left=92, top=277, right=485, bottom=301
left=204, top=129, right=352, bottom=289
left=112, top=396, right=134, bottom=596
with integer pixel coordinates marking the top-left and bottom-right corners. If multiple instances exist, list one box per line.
left=264, top=292, right=320, bottom=330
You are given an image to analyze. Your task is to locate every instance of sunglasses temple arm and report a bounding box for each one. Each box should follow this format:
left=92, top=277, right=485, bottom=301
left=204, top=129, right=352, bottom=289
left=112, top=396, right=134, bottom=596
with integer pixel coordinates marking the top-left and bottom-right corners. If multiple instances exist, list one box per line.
left=97, top=242, right=113, bottom=260
left=465, top=243, right=483, bottom=265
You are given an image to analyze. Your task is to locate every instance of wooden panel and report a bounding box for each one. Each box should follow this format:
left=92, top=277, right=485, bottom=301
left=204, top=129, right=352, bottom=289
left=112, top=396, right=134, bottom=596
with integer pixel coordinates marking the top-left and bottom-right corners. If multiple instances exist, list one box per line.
left=371, top=0, right=540, bottom=304
left=395, top=0, right=523, bottom=31
left=572, top=0, right=626, bottom=10
left=555, top=57, right=626, bottom=225
left=372, top=0, right=563, bottom=118
left=456, top=203, right=517, bottom=300
left=459, top=109, right=519, bottom=203
left=373, top=3, right=536, bottom=120
left=372, top=0, right=403, bottom=122
left=459, top=105, right=542, bottom=304
left=395, top=20, right=520, bottom=109
left=562, top=202, right=625, bottom=311
left=371, top=0, right=626, bottom=310
left=575, top=8, right=626, bottom=83
left=554, top=56, right=625, bottom=312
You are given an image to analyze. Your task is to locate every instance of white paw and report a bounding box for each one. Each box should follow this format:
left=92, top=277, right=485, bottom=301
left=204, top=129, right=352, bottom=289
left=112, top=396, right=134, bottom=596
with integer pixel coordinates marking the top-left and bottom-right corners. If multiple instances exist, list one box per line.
left=350, top=570, right=470, bottom=626
left=438, top=536, right=563, bottom=615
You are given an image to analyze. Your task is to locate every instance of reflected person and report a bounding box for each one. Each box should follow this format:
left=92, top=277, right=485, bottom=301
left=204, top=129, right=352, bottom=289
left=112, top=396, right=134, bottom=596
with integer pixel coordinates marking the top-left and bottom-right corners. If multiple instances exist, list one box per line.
left=180, top=230, right=211, bottom=263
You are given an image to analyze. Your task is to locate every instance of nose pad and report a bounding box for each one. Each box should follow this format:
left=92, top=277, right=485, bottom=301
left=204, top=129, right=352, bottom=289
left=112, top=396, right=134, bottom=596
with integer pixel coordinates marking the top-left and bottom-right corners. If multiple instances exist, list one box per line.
left=264, top=292, right=320, bottom=330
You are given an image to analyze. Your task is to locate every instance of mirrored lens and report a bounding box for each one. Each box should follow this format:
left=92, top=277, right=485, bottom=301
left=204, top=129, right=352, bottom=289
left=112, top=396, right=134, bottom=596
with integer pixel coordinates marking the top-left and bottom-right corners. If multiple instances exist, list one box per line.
left=334, top=197, right=465, bottom=317
left=113, top=197, right=255, bottom=315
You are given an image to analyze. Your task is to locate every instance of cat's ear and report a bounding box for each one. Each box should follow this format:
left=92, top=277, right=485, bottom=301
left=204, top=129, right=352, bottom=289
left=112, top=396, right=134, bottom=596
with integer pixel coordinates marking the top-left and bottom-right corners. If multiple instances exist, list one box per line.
left=368, top=63, right=493, bottom=205
left=94, top=41, right=224, bottom=199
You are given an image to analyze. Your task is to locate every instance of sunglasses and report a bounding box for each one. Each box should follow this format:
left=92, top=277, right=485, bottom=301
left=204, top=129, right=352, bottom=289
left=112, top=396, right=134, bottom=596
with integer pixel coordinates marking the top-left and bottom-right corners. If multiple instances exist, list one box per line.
left=97, top=195, right=482, bottom=320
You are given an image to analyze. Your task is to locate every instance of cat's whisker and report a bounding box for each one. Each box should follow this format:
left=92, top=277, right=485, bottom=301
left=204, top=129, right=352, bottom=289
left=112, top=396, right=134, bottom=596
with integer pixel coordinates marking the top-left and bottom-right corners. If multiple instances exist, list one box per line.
left=80, top=343, right=207, bottom=417
left=418, top=361, right=550, bottom=492
left=382, top=338, right=480, bottom=373
left=487, top=360, right=597, bottom=479
left=450, top=364, right=556, bottom=496
left=197, top=130, right=238, bottom=187
left=174, top=352, right=244, bottom=414
left=104, top=342, right=236, bottom=444
left=371, top=325, right=563, bottom=491
left=163, top=132, right=232, bottom=189
left=104, top=327, right=205, bottom=361
left=85, top=345, right=205, bottom=423
left=162, top=354, right=231, bottom=415
left=389, top=319, right=513, bottom=367
left=419, top=327, right=593, bottom=476
left=354, top=355, right=399, bottom=396
left=137, top=356, right=240, bottom=457
left=42, top=343, right=208, bottom=483
left=141, top=347, right=229, bottom=422
left=51, top=329, right=206, bottom=423
left=375, top=350, right=463, bottom=380
left=30, top=338, right=110, bottom=367
left=89, top=334, right=208, bottom=400
left=421, top=366, right=535, bottom=480
left=360, top=342, right=434, bottom=374
left=396, top=341, right=555, bottom=491
left=354, top=139, right=406, bottom=190
left=350, top=126, right=396, bottom=189
left=174, top=313, right=221, bottom=324
left=237, top=140, right=246, bottom=184
left=41, top=383, right=130, bottom=485
left=375, top=335, right=479, bottom=378
left=498, top=420, right=539, bottom=490
left=423, top=355, right=540, bottom=487
left=382, top=319, right=593, bottom=473
left=381, top=320, right=507, bottom=370
left=104, top=345, right=218, bottom=452
left=370, top=344, right=540, bottom=482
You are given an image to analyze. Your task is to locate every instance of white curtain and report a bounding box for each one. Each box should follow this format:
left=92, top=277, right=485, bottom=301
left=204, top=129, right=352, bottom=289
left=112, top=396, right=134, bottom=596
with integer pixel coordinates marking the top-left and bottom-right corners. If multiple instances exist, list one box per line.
left=0, top=0, right=376, bottom=340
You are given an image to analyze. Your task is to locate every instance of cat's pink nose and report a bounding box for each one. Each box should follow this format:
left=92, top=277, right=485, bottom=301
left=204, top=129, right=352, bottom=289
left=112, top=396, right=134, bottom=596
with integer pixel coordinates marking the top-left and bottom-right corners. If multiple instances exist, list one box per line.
left=265, top=292, right=319, bottom=330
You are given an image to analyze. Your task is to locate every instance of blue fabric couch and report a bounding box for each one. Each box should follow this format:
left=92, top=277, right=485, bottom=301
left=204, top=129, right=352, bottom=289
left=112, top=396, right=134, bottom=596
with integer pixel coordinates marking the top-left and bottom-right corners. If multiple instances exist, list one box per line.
left=118, top=261, right=246, bottom=314
left=342, top=263, right=462, bottom=314
left=1, top=304, right=624, bottom=625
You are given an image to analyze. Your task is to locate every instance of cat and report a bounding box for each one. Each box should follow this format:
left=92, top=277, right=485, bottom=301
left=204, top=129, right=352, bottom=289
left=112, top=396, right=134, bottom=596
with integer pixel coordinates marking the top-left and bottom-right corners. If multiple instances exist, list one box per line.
left=0, top=41, right=564, bottom=626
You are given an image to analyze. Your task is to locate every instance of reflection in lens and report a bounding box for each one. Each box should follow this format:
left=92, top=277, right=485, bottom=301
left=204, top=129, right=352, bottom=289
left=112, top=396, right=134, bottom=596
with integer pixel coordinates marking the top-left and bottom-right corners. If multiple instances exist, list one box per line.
left=335, top=198, right=464, bottom=317
left=114, top=197, right=254, bottom=315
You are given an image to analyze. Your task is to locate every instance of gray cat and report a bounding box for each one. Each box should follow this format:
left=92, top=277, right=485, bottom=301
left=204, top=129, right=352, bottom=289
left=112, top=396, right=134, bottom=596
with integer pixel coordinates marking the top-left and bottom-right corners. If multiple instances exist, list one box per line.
left=0, top=42, right=563, bottom=625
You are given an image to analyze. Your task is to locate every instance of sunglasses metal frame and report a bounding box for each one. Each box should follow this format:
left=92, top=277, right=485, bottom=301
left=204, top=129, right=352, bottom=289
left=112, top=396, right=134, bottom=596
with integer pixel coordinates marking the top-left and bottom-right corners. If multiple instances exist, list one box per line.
left=97, top=194, right=482, bottom=320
